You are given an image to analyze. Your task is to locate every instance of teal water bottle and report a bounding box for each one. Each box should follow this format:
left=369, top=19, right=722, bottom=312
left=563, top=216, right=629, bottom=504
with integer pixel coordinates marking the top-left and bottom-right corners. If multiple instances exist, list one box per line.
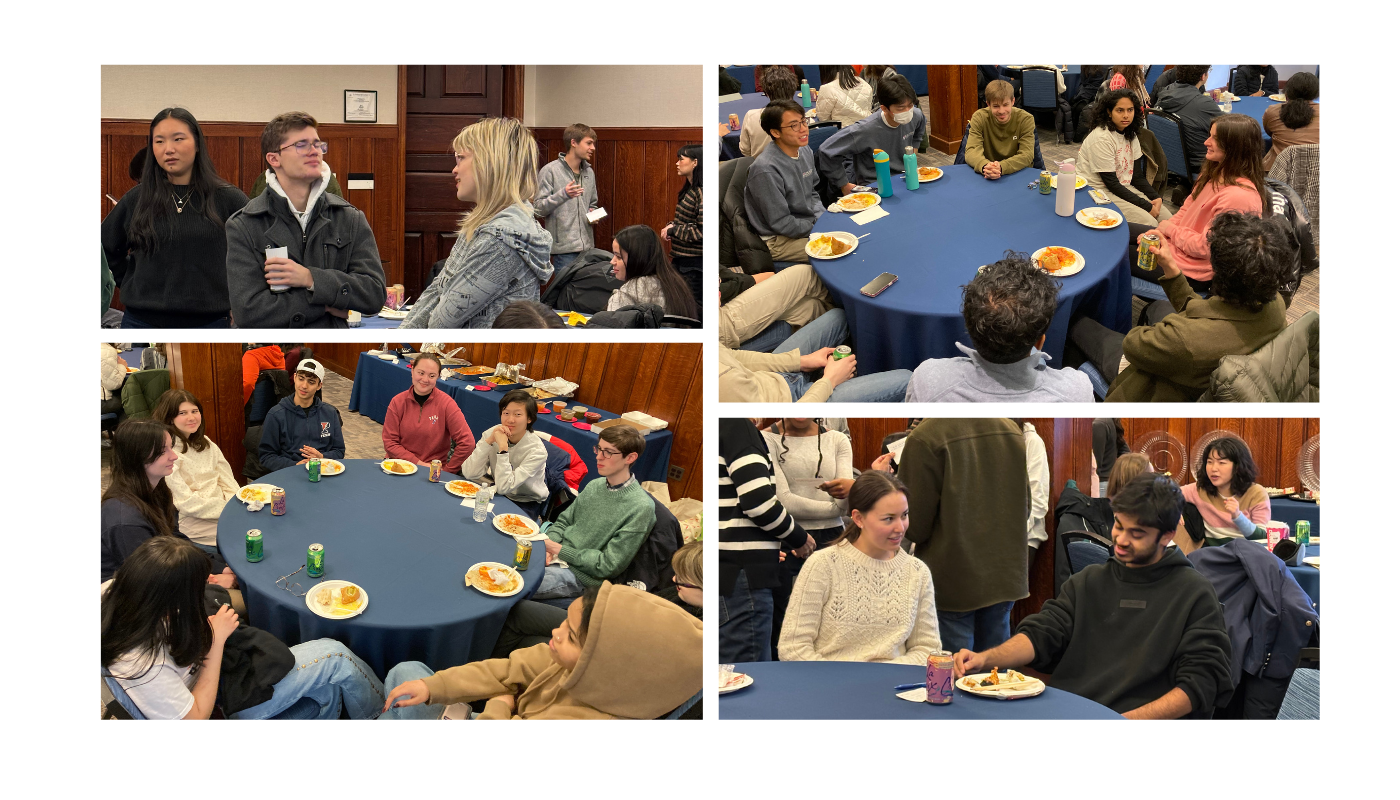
left=873, top=149, right=893, bottom=197
left=800, top=79, right=811, bottom=108
left=903, top=146, right=919, bottom=191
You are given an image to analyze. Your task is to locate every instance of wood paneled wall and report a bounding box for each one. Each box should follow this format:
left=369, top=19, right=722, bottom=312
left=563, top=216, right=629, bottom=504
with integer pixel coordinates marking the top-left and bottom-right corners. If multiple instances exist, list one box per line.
left=100, top=120, right=405, bottom=287
left=1121, top=418, right=1320, bottom=490
left=314, top=342, right=703, bottom=502
left=166, top=343, right=249, bottom=482
left=529, top=127, right=702, bottom=246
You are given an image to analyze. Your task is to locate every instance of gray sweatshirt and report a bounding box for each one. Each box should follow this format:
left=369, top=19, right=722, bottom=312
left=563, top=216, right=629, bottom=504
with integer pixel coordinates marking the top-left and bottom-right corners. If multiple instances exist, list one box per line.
left=535, top=154, right=598, bottom=254
left=817, top=109, right=926, bottom=188
left=744, top=144, right=824, bottom=239
left=904, top=343, right=1094, bottom=402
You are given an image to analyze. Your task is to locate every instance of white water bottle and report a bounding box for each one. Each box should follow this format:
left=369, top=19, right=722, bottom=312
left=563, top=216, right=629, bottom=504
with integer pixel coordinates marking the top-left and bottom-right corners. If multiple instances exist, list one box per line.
left=1055, top=158, right=1076, bottom=217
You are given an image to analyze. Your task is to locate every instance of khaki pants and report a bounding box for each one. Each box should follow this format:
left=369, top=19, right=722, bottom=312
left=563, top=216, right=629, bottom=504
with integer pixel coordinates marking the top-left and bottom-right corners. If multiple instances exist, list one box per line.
left=719, top=263, right=832, bottom=349
left=1111, top=184, right=1173, bottom=228
left=764, top=234, right=812, bottom=264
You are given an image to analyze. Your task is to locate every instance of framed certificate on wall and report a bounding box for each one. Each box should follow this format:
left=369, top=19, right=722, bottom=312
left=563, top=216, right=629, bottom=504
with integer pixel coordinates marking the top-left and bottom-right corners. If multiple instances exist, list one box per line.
left=345, top=90, right=378, bottom=123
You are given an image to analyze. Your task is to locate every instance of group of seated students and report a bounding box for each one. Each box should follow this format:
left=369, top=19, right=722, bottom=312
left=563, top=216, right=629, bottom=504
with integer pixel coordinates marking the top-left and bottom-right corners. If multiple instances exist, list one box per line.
left=721, top=417, right=1301, bottom=718
left=720, top=65, right=1316, bottom=403
left=101, top=109, right=702, bottom=330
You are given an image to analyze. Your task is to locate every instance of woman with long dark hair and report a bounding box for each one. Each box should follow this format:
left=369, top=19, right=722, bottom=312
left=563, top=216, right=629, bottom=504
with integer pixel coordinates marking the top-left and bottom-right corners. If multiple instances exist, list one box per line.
left=153, top=389, right=239, bottom=558
left=1106, top=65, right=1150, bottom=112
left=777, top=471, right=941, bottom=663
left=1131, top=114, right=1270, bottom=289
left=101, top=419, right=235, bottom=587
left=1182, top=436, right=1271, bottom=546
left=662, top=144, right=703, bottom=313
left=100, top=108, right=249, bottom=328
left=1079, top=89, right=1164, bottom=228
left=816, top=64, right=872, bottom=127
left=1262, top=72, right=1320, bottom=171
left=102, top=537, right=384, bottom=719
left=605, top=225, right=699, bottom=318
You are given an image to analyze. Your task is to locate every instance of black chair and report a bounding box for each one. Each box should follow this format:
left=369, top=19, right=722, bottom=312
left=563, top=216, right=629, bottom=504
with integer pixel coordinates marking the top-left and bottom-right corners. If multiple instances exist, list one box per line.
left=661, top=314, right=702, bottom=329
left=1227, top=67, right=1239, bottom=94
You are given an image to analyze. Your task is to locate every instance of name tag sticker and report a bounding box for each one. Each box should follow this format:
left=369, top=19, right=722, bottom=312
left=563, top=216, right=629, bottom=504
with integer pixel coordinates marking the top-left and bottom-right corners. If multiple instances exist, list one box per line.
left=1120, top=599, right=1147, bottom=609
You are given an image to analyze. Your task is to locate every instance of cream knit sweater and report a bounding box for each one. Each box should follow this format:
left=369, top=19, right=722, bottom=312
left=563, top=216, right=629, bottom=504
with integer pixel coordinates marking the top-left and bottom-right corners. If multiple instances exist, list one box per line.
left=168, top=439, right=241, bottom=546
left=778, top=540, right=941, bottom=664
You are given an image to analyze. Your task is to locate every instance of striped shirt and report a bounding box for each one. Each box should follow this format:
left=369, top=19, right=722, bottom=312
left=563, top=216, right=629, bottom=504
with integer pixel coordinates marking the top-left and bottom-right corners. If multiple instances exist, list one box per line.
left=670, top=183, right=702, bottom=259
left=719, top=419, right=808, bottom=595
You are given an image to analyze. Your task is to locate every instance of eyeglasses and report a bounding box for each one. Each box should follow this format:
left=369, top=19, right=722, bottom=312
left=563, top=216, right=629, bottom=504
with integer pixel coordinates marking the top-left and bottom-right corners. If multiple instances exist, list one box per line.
left=593, top=444, right=623, bottom=459
left=278, top=139, right=329, bottom=155
left=782, top=119, right=810, bottom=132
left=673, top=577, right=701, bottom=590
left=276, top=565, right=307, bottom=597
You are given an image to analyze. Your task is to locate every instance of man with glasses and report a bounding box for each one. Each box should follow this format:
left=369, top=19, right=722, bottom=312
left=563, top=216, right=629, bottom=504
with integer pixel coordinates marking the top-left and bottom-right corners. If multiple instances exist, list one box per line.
left=226, top=111, right=387, bottom=328
left=744, top=99, right=825, bottom=264
left=534, top=426, right=656, bottom=601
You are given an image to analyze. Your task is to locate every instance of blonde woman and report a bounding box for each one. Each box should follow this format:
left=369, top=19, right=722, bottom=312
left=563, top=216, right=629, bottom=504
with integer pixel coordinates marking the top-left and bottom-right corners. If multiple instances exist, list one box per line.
left=402, top=118, right=554, bottom=329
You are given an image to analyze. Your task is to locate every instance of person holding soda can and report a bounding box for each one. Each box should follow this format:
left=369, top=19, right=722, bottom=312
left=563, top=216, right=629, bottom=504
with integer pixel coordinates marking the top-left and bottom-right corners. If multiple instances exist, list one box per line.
left=381, top=353, right=476, bottom=473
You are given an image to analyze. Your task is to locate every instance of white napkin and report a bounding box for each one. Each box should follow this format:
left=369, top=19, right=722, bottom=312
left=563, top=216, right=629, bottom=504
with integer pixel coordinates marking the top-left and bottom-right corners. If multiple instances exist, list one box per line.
left=852, top=207, right=889, bottom=225
left=896, top=687, right=929, bottom=702
left=887, top=436, right=908, bottom=465
left=459, top=498, right=497, bottom=511
left=247, top=501, right=264, bottom=512
left=533, top=377, right=580, bottom=396
left=485, top=566, right=514, bottom=587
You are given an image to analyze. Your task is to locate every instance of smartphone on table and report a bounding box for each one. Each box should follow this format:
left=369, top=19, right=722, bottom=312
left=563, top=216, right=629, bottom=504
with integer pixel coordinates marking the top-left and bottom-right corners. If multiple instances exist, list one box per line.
left=860, top=272, right=898, bottom=297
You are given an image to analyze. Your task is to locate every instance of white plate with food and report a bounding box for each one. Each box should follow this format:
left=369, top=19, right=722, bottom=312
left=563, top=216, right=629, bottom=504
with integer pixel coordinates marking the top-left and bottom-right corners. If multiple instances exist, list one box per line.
left=955, top=669, right=1045, bottom=700
left=1050, top=174, right=1089, bottom=190
left=1032, top=246, right=1085, bottom=277
left=237, top=484, right=277, bottom=504
left=718, top=672, right=753, bottom=695
left=306, top=459, right=345, bottom=476
left=1269, top=93, right=1286, bottom=102
left=1076, top=207, right=1123, bottom=230
left=805, top=232, right=859, bottom=260
left=917, top=166, right=944, bottom=183
left=306, top=580, right=369, bottom=619
left=466, top=562, right=525, bottom=597
left=837, top=191, right=881, bottom=212
left=445, top=479, right=482, bottom=498
left=377, top=307, right=408, bottom=320
left=494, top=513, right=546, bottom=541
left=381, top=459, right=418, bottom=475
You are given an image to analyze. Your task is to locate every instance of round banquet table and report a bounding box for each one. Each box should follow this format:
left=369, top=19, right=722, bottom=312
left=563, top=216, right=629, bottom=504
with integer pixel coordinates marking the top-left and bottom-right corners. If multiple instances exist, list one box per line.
left=719, top=661, right=1122, bottom=719
left=216, top=460, right=544, bottom=678
left=810, top=167, right=1132, bottom=373
left=1270, top=497, right=1320, bottom=536
left=1290, top=543, right=1320, bottom=613
left=720, top=92, right=800, bottom=160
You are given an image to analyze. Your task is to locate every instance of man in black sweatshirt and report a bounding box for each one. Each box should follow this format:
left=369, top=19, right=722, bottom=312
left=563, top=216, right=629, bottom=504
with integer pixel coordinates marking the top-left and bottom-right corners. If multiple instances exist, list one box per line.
left=952, top=473, right=1232, bottom=718
left=718, top=418, right=813, bottom=663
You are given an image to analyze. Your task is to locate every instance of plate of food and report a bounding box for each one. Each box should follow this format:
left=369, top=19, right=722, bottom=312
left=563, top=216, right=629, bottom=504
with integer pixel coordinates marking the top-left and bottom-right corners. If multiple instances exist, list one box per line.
left=306, top=459, right=345, bottom=476
left=237, top=484, right=277, bottom=504
left=917, top=166, right=943, bottom=183
left=381, top=459, right=418, bottom=475
left=466, top=562, right=524, bottom=597
left=556, top=310, right=590, bottom=327
left=1032, top=246, right=1085, bottom=277
left=445, top=479, right=482, bottom=498
left=494, top=513, right=546, bottom=541
left=377, top=307, right=408, bottom=320
left=1076, top=207, right=1122, bottom=229
left=718, top=672, right=754, bottom=695
left=837, top=191, right=881, bottom=212
left=1050, top=174, right=1089, bottom=190
left=454, top=366, right=494, bottom=376
left=806, top=232, right=858, bottom=260
left=306, top=580, right=368, bottom=619
left=482, top=375, right=520, bottom=386
left=955, top=668, right=1045, bottom=700
left=1263, top=486, right=1295, bottom=498
left=1269, top=93, right=1286, bottom=102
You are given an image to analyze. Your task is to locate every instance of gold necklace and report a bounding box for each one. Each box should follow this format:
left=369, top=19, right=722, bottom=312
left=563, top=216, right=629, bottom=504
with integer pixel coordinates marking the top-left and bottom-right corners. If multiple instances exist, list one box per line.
left=172, top=188, right=193, bottom=214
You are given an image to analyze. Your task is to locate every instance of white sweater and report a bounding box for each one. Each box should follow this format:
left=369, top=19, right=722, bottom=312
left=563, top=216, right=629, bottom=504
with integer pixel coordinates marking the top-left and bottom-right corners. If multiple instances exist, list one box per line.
left=168, top=439, right=241, bottom=545
left=816, top=79, right=874, bottom=128
left=779, top=540, right=941, bottom=664
left=459, top=427, right=549, bottom=502
left=761, top=428, right=852, bottom=531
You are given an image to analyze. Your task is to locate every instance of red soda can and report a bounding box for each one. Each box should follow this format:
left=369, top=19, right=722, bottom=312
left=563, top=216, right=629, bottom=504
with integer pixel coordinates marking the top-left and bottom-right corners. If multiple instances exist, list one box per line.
left=271, top=487, right=286, bottom=516
left=429, top=460, right=442, bottom=482
left=926, top=651, right=954, bottom=704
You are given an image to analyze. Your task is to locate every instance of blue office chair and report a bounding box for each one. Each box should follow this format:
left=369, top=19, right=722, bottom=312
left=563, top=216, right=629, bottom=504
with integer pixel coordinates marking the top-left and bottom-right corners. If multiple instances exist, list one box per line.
left=954, top=122, right=1045, bottom=170
left=1064, top=534, right=1113, bottom=574
left=1275, top=668, right=1319, bottom=720
left=1146, top=110, right=1197, bottom=184
left=1020, top=68, right=1063, bottom=141
left=1077, top=362, right=1110, bottom=400
left=1144, top=65, right=1165, bottom=90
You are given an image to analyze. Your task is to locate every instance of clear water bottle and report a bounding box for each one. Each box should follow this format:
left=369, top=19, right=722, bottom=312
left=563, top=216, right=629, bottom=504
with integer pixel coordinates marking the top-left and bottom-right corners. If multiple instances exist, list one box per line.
left=474, top=486, right=491, bottom=523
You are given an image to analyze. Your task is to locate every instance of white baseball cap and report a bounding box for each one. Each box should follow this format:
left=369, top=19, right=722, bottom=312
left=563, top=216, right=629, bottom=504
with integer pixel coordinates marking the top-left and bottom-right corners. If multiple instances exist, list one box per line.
left=296, top=359, right=325, bottom=381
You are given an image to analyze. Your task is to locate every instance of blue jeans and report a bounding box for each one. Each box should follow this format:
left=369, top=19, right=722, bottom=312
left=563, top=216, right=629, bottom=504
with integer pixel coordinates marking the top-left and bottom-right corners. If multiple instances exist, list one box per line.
left=739, top=320, right=794, bottom=352
left=773, top=309, right=912, bottom=402
left=380, top=661, right=482, bottom=720
left=936, top=601, right=1015, bottom=654
left=120, top=309, right=230, bottom=329
left=551, top=252, right=581, bottom=270
left=719, top=571, right=774, bottom=663
left=228, top=638, right=385, bottom=720
left=534, top=563, right=586, bottom=600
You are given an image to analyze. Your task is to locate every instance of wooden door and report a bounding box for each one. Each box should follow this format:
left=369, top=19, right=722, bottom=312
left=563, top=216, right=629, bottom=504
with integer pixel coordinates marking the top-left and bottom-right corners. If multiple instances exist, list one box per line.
left=402, top=66, right=506, bottom=301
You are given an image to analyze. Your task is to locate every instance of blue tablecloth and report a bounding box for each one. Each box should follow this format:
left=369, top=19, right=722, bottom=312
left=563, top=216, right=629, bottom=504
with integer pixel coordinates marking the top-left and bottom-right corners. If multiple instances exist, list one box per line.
left=1224, top=96, right=1282, bottom=151
left=720, top=92, right=800, bottom=160
left=358, top=314, right=403, bottom=329
left=1290, top=543, right=1319, bottom=613
left=810, top=167, right=1133, bottom=373
left=347, top=352, right=674, bottom=485
left=216, top=460, right=543, bottom=678
left=1270, top=497, right=1320, bottom=536
left=119, top=348, right=144, bottom=369
left=720, top=661, right=1122, bottom=719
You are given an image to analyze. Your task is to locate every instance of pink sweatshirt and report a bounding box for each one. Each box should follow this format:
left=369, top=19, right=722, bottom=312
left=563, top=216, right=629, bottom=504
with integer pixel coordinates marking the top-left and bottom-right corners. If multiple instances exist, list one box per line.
left=382, top=387, right=476, bottom=473
left=1182, top=482, right=1270, bottom=540
left=1157, top=178, right=1263, bottom=281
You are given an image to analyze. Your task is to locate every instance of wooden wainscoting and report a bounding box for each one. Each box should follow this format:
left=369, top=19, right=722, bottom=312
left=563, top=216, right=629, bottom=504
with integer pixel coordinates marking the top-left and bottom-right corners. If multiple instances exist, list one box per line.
left=100, top=120, right=405, bottom=287
left=167, top=343, right=249, bottom=481
left=1122, top=418, right=1320, bottom=490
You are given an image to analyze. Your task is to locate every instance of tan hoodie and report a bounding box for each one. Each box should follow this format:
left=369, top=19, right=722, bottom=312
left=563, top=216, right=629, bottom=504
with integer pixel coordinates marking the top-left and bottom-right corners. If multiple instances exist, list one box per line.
left=420, top=582, right=702, bottom=719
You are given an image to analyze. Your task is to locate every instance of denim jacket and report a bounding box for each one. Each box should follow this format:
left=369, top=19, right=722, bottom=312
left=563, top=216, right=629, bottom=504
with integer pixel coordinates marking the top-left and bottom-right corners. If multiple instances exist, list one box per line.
left=401, top=204, right=554, bottom=329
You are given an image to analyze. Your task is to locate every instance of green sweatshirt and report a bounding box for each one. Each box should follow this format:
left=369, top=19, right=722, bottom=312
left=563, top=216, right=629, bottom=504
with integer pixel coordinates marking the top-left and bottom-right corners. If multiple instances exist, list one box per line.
left=548, top=476, right=656, bottom=586
left=964, top=107, right=1038, bottom=176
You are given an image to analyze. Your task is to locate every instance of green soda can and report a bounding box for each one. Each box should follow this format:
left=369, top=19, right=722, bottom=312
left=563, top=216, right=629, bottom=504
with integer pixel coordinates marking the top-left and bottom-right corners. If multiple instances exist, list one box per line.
left=514, top=537, right=532, bottom=571
left=308, top=458, right=321, bottom=482
left=1038, top=170, right=1053, bottom=194
left=833, top=346, right=852, bottom=360
left=307, top=543, right=325, bottom=578
left=1137, top=234, right=1159, bottom=271
left=1294, top=519, right=1310, bottom=547
left=246, top=529, right=264, bottom=562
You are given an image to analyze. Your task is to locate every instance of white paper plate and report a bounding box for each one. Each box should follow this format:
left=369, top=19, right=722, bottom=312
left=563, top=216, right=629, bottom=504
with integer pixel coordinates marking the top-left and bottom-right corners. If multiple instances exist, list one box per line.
left=836, top=192, right=881, bottom=212
left=306, top=459, right=345, bottom=476
left=718, top=673, right=754, bottom=695
left=306, top=580, right=369, bottom=619
left=917, top=167, right=944, bottom=183
left=1050, top=174, right=1088, bottom=190
left=466, top=562, right=525, bottom=597
left=1302, top=557, right=1320, bottom=568
left=445, top=479, right=482, bottom=498
left=805, top=231, right=859, bottom=260
left=1032, top=246, right=1086, bottom=277
left=955, top=672, right=1045, bottom=700
left=494, top=512, right=545, bottom=540
left=1269, top=93, right=1286, bottom=102
left=237, top=483, right=277, bottom=505
left=381, top=459, right=418, bottom=475
left=377, top=308, right=408, bottom=320
left=1076, top=207, right=1123, bottom=230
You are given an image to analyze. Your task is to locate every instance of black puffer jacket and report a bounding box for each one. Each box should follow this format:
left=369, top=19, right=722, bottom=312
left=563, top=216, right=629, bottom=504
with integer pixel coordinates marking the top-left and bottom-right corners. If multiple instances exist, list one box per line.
left=584, top=303, right=665, bottom=329
left=719, top=157, right=775, bottom=273
left=205, top=585, right=294, bottom=714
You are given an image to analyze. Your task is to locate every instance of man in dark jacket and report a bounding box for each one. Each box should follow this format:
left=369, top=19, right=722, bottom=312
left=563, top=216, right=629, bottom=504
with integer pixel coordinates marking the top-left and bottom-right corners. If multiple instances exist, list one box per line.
left=258, top=359, right=345, bottom=471
left=900, top=418, right=1029, bottom=653
left=1155, top=65, right=1222, bottom=174
left=1232, top=65, right=1279, bottom=97
left=1148, top=66, right=1178, bottom=107
left=954, top=474, right=1233, bottom=718
left=226, top=111, right=387, bottom=328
